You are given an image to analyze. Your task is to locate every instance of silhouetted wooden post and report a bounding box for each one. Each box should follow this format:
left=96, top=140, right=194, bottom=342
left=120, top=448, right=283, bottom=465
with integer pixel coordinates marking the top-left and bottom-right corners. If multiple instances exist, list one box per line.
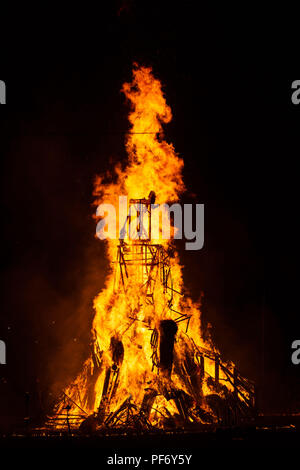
left=215, top=354, right=220, bottom=385
left=200, top=354, right=205, bottom=382
left=233, top=367, right=238, bottom=399
left=65, top=405, right=71, bottom=435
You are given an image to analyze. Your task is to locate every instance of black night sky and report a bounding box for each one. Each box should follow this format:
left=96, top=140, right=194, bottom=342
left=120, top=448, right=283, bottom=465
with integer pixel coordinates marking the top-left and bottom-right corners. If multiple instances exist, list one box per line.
left=0, top=2, right=299, bottom=432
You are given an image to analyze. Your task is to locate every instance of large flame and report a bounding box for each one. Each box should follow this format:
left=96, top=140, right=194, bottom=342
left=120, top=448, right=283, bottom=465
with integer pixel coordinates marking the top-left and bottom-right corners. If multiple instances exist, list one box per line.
left=52, top=65, right=253, bottom=431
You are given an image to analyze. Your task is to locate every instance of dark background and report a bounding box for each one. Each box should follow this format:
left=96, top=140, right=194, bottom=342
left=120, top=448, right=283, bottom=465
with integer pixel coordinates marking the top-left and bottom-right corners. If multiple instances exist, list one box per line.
left=0, top=2, right=299, bottom=431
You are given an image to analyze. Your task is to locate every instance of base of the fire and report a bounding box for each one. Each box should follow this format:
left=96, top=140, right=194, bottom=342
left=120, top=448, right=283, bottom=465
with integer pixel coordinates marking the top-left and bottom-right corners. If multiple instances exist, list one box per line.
left=46, top=351, right=256, bottom=436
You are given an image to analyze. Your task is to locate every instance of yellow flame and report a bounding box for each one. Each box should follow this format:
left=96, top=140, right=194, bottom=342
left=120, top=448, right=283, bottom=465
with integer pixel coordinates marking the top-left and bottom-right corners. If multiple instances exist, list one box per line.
left=55, top=64, right=236, bottom=428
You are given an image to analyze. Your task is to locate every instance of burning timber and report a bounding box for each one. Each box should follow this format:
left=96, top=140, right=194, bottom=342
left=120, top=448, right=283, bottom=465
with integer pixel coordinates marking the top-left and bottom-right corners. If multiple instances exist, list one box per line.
left=45, top=65, right=255, bottom=435
left=47, top=192, right=255, bottom=434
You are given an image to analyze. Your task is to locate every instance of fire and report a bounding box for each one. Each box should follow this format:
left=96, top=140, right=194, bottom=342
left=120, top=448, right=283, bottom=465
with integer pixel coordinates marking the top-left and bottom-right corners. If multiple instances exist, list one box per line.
left=51, top=65, right=255, bottom=432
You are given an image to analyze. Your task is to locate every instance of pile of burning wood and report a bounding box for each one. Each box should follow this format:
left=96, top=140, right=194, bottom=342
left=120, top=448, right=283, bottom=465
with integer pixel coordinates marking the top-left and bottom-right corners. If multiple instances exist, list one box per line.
left=46, top=65, right=255, bottom=434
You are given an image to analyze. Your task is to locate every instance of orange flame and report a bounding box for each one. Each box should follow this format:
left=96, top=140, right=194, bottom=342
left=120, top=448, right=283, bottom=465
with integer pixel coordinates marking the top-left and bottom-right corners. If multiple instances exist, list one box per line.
left=53, top=65, right=249, bottom=430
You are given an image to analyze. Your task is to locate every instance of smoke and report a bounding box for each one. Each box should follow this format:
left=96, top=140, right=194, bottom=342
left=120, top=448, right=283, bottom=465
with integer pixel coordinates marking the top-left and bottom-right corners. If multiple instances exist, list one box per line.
left=0, top=106, right=117, bottom=419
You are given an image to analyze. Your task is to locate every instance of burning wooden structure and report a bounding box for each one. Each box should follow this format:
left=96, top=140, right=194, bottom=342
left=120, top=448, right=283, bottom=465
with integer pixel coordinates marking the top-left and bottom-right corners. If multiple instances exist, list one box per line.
left=47, top=65, right=255, bottom=434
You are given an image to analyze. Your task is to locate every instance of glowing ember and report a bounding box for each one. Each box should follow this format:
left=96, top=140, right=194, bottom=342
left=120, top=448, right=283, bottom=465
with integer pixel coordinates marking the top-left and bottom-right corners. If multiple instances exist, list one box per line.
left=51, top=65, right=255, bottom=432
